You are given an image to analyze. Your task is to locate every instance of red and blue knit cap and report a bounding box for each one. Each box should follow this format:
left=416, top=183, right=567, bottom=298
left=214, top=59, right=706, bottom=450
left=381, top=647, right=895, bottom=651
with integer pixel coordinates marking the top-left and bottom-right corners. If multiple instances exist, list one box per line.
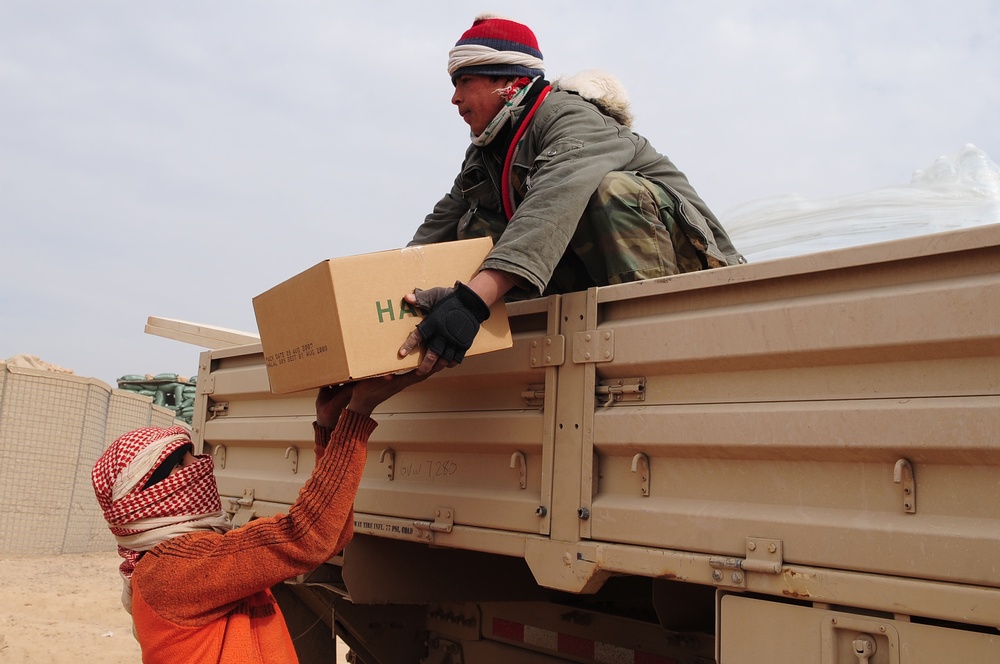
left=447, top=13, right=545, bottom=82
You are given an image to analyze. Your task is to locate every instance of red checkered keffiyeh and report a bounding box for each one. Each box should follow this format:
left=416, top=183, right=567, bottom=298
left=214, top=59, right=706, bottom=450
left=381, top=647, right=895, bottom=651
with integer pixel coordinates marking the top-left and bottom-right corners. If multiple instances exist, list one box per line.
left=92, top=426, right=231, bottom=584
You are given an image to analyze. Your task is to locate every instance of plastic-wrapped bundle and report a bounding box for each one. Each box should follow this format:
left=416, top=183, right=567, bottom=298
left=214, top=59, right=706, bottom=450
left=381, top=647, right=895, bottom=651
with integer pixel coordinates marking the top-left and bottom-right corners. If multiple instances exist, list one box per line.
left=723, top=144, right=1000, bottom=262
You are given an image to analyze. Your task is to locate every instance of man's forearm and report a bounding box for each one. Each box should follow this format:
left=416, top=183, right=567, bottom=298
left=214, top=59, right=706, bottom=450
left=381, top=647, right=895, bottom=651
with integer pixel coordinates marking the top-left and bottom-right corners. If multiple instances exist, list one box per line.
left=466, top=268, right=516, bottom=307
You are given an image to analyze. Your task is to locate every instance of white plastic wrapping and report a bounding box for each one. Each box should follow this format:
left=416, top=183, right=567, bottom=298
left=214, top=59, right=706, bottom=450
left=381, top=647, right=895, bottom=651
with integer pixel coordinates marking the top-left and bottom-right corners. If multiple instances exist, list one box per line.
left=723, top=144, right=1000, bottom=262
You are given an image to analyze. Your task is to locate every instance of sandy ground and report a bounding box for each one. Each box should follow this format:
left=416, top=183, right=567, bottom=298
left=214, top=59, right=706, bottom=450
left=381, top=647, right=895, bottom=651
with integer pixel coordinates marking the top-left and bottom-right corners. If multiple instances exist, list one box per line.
left=0, top=552, right=140, bottom=662
left=0, top=552, right=348, bottom=662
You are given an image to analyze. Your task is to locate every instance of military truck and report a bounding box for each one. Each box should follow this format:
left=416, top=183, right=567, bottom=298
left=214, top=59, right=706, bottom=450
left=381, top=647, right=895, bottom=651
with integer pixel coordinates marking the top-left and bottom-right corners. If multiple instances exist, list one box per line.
left=161, top=222, right=1000, bottom=663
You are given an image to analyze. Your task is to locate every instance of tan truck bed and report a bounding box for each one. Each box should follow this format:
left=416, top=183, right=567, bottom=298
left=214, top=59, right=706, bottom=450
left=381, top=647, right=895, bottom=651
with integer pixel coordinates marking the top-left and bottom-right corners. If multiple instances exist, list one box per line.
left=190, top=223, right=1000, bottom=663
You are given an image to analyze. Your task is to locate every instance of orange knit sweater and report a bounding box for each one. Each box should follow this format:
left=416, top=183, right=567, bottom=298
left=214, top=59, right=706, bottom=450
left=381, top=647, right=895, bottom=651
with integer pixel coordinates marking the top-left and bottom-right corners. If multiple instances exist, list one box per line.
left=129, top=409, right=376, bottom=664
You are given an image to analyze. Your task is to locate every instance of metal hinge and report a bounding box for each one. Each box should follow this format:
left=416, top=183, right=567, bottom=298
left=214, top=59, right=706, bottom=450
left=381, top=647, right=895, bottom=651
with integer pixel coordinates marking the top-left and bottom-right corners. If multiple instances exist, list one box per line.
left=573, top=329, right=615, bottom=364
left=521, top=384, right=545, bottom=408
left=709, top=538, right=783, bottom=589
left=414, top=508, right=454, bottom=536
left=208, top=401, right=229, bottom=419
left=596, top=377, right=645, bottom=407
left=529, top=335, right=566, bottom=368
left=228, top=488, right=257, bottom=527
left=197, top=375, right=216, bottom=395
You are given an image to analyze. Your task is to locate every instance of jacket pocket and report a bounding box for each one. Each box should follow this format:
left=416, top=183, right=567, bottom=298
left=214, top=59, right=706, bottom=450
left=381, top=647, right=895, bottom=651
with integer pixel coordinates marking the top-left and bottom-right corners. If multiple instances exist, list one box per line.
left=457, top=205, right=509, bottom=242
left=521, top=138, right=583, bottom=190
left=460, top=164, right=502, bottom=210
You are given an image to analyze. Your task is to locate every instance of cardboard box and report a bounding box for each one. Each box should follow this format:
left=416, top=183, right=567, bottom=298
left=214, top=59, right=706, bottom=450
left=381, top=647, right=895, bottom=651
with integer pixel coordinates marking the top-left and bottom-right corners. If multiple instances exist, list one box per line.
left=252, top=237, right=512, bottom=394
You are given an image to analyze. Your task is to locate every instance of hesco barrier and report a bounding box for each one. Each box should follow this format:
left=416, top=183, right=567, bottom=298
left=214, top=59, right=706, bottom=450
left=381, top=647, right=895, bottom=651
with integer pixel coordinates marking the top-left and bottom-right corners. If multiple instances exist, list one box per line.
left=0, top=362, right=184, bottom=555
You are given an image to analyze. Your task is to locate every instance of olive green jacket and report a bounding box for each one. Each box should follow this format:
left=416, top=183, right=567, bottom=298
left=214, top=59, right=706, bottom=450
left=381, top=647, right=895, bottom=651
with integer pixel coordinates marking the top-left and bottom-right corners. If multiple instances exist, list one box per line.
left=410, top=73, right=744, bottom=296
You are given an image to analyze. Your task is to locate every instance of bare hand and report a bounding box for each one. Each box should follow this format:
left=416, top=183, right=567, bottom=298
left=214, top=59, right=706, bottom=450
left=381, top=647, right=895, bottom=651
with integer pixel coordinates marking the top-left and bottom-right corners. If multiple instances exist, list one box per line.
left=315, top=383, right=355, bottom=429
left=346, top=363, right=446, bottom=416
left=398, top=327, right=458, bottom=375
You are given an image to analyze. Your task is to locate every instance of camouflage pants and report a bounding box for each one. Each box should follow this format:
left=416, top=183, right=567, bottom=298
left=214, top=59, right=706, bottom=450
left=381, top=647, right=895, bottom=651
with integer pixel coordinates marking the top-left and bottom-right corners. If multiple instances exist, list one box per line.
left=544, top=171, right=707, bottom=294
left=457, top=171, right=709, bottom=296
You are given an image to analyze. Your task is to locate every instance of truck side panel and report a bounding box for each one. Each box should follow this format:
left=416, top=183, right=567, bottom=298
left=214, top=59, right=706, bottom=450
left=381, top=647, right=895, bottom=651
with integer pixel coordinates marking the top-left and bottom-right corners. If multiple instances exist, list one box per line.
left=585, top=227, right=1000, bottom=589
left=190, top=224, right=1000, bottom=662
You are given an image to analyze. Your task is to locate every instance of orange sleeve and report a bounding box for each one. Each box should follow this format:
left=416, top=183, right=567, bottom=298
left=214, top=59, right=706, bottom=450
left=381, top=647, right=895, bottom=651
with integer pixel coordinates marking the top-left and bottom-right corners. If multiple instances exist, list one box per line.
left=134, top=409, right=375, bottom=625
left=313, top=421, right=335, bottom=461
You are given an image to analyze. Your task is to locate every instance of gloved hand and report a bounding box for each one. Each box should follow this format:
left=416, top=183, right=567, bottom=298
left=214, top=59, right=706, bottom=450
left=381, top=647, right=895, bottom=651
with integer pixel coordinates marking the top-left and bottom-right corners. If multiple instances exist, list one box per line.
left=413, top=281, right=491, bottom=364
left=410, top=285, right=455, bottom=311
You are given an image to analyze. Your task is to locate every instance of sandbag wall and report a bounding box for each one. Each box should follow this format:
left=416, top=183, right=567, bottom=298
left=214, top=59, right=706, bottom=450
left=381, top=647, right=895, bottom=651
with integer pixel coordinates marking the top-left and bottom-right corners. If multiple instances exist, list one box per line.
left=116, top=373, right=196, bottom=425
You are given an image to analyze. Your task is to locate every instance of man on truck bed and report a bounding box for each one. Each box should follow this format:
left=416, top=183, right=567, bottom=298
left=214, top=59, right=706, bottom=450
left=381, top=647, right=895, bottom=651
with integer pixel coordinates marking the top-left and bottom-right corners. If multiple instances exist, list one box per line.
left=92, top=370, right=437, bottom=664
left=399, top=13, right=744, bottom=373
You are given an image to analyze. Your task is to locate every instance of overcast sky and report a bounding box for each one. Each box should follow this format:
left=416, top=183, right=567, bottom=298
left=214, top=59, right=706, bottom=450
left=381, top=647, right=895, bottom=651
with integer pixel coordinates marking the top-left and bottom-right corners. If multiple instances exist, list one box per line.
left=2, top=0, right=998, bottom=386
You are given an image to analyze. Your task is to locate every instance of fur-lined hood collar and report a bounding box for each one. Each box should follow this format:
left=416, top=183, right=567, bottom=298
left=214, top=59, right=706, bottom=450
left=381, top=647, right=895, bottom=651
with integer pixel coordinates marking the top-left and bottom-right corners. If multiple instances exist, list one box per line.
left=551, top=70, right=634, bottom=128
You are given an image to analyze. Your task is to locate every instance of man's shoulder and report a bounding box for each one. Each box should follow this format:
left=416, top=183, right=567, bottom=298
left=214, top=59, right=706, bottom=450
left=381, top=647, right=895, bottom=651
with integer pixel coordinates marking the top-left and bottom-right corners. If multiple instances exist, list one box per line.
left=548, top=71, right=634, bottom=128
left=142, top=530, right=223, bottom=563
left=533, top=89, right=606, bottom=128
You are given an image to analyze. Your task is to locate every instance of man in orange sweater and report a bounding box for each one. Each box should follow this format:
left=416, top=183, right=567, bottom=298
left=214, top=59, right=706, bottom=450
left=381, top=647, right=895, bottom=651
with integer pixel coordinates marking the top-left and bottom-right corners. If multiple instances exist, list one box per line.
left=92, top=371, right=434, bottom=663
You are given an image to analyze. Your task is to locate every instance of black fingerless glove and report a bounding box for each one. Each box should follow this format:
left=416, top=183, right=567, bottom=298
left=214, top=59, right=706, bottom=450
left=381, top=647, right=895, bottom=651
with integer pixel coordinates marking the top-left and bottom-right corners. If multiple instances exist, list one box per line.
left=415, top=281, right=491, bottom=363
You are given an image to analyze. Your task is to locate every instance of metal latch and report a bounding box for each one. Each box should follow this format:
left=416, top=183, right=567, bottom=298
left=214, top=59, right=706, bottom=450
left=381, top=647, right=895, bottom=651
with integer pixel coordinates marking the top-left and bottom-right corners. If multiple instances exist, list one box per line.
left=521, top=384, right=545, bottom=408
left=529, top=335, right=566, bottom=368
left=573, top=329, right=614, bottom=364
left=822, top=616, right=899, bottom=664
left=414, top=508, right=454, bottom=537
left=596, top=377, right=645, bottom=407
left=709, top=538, right=783, bottom=588
left=852, top=635, right=877, bottom=663
left=228, top=488, right=257, bottom=527
left=208, top=401, right=229, bottom=419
